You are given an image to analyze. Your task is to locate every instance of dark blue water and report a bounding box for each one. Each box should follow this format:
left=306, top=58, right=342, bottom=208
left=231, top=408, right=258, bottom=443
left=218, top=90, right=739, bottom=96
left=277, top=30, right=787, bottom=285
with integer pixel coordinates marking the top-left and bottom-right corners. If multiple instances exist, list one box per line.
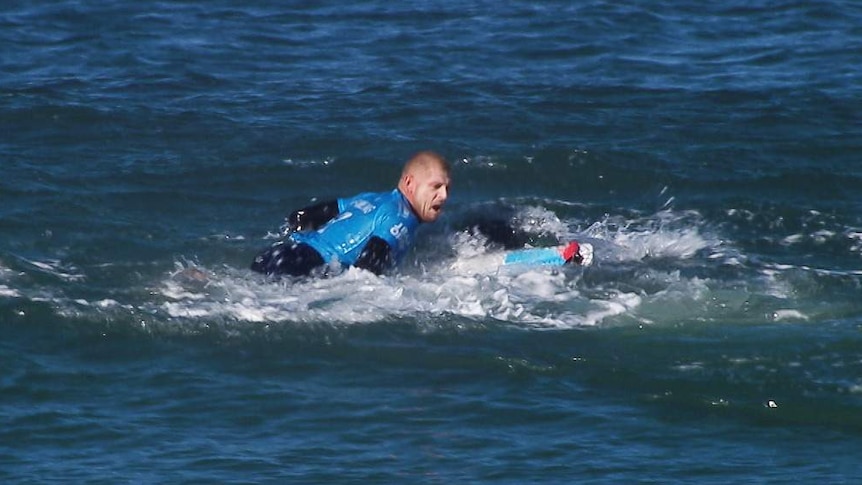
left=3, top=1, right=862, bottom=482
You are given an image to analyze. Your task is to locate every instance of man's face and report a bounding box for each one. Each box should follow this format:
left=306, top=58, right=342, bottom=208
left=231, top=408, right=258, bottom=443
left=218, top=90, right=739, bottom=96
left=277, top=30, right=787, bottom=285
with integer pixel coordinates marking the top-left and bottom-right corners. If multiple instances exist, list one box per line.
left=406, top=165, right=450, bottom=223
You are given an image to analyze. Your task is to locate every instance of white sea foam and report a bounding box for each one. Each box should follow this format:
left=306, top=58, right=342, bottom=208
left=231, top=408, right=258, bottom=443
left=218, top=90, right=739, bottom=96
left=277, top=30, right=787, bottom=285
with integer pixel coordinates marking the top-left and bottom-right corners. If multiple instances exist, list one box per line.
left=6, top=204, right=793, bottom=332
left=581, top=209, right=715, bottom=263
left=22, top=258, right=86, bottom=282
left=33, top=206, right=826, bottom=332
left=614, top=226, right=708, bottom=260
left=511, top=205, right=570, bottom=239
left=153, top=259, right=586, bottom=328
left=142, top=208, right=738, bottom=329
left=771, top=309, right=809, bottom=321
left=155, top=236, right=639, bottom=330
left=0, top=285, right=21, bottom=298
left=846, top=231, right=862, bottom=255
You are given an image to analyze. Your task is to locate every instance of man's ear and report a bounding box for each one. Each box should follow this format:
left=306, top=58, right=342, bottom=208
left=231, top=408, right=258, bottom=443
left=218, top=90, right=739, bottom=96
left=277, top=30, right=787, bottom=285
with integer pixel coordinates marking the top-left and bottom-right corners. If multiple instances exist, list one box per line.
left=401, top=173, right=415, bottom=195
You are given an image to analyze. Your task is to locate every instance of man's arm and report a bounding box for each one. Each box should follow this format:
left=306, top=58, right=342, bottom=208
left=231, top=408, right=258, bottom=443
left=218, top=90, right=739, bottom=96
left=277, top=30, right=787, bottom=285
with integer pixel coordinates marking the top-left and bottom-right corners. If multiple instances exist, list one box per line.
left=502, top=241, right=592, bottom=267
left=472, top=219, right=531, bottom=249
left=354, top=236, right=393, bottom=275
left=288, top=200, right=339, bottom=232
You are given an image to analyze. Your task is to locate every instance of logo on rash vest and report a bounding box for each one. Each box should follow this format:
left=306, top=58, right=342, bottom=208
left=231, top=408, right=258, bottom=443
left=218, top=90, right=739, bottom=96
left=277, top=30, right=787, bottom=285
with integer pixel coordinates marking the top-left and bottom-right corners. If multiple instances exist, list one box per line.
left=390, top=223, right=408, bottom=240
left=398, top=201, right=413, bottom=218
left=317, top=211, right=353, bottom=234
left=390, top=223, right=412, bottom=251
left=352, top=199, right=375, bottom=214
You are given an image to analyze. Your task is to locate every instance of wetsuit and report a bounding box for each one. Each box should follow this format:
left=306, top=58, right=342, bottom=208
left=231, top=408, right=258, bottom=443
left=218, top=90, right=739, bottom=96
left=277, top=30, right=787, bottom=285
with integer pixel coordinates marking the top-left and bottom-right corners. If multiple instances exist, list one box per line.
left=251, top=189, right=420, bottom=277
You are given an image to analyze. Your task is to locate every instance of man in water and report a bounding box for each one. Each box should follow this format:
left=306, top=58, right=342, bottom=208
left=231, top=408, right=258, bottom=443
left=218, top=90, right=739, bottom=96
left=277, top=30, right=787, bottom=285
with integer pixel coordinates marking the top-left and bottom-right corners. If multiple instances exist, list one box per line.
left=251, top=151, right=451, bottom=277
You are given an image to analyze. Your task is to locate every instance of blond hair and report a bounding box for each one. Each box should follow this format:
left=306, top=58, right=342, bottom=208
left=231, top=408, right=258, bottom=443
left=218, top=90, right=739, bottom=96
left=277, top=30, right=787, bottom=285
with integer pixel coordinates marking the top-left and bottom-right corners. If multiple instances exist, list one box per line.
left=400, top=151, right=450, bottom=181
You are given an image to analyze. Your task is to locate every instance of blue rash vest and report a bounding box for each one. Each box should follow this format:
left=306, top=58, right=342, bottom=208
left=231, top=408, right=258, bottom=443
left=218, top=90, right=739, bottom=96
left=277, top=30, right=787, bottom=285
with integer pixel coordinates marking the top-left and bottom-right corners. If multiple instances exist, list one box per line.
left=289, top=189, right=420, bottom=267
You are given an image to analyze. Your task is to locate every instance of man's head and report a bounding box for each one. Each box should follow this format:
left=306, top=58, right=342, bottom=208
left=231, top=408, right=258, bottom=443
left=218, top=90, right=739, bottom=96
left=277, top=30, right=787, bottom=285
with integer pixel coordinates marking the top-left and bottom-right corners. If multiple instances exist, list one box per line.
left=397, top=151, right=451, bottom=223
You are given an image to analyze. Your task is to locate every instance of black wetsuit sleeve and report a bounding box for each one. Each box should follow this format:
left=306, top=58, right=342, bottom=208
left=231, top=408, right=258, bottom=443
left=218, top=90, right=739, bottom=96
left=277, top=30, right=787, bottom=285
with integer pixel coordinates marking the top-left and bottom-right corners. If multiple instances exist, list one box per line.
left=288, top=200, right=339, bottom=232
left=473, top=219, right=531, bottom=249
left=354, top=236, right=393, bottom=275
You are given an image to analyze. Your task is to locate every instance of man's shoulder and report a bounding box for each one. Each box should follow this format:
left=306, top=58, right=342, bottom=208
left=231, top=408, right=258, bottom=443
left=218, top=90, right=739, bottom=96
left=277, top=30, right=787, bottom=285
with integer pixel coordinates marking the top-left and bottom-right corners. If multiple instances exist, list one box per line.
left=340, top=190, right=404, bottom=211
left=347, top=190, right=417, bottom=231
left=341, top=190, right=391, bottom=204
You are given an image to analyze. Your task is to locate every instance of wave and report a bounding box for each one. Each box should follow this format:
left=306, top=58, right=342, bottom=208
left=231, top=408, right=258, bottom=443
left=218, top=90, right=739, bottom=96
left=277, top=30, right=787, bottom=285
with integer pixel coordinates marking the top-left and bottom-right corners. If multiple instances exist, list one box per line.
left=3, top=184, right=861, bottom=339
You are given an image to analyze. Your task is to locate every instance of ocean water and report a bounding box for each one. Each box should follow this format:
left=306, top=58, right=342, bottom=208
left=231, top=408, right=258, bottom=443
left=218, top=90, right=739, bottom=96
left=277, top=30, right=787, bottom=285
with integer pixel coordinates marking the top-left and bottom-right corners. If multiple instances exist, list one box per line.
left=3, top=0, right=862, bottom=482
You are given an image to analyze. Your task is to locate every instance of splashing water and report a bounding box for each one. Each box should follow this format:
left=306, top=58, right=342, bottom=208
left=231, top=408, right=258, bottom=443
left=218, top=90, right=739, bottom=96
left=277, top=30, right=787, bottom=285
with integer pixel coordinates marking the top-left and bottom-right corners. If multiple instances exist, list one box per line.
left=147, top=206, right=737, bottom=331
left=3, top=203, right=838, bottom=334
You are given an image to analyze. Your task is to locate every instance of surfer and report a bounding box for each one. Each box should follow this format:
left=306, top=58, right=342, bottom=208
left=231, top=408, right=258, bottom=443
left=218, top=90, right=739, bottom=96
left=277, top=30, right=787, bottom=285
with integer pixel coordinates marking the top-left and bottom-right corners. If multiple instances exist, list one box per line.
left=251, top=151, right=451, bottom=277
